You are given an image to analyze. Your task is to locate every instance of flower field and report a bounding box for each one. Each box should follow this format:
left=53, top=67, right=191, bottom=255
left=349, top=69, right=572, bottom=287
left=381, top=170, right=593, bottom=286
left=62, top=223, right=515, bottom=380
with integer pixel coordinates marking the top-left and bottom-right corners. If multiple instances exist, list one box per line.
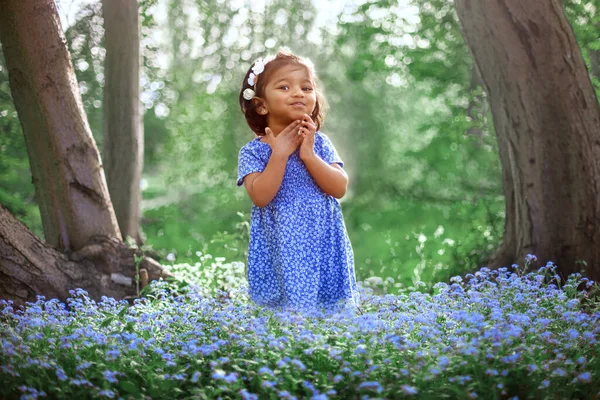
left=1, top=256, right=599, bottom=399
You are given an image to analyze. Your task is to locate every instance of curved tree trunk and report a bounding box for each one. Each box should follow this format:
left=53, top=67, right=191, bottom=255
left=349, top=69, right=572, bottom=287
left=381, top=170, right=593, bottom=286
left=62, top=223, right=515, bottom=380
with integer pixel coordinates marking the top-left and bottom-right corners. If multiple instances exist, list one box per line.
left=102, top=0, right=144, bottom=245
left=0, top=205, right=171, bottom=309
left=455, top=0, right=600, bottom=281
left=0, top=0, right=120, bottom=251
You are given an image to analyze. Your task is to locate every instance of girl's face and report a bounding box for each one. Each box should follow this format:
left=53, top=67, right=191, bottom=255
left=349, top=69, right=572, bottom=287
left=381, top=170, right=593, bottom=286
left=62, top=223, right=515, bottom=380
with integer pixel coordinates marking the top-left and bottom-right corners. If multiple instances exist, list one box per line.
left=258, top=64, right=317, bottom=128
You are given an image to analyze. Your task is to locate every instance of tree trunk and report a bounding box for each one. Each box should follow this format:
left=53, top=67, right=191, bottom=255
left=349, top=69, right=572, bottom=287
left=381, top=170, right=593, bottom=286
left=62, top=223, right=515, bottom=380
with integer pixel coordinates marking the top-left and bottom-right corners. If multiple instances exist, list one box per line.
left=0, top=205, right=171, bottom=309
left=454, top=0, right=600, bottom=282
left=0, top=0, right=121, bottom=251
left=102, top=0, right=144, bottom=245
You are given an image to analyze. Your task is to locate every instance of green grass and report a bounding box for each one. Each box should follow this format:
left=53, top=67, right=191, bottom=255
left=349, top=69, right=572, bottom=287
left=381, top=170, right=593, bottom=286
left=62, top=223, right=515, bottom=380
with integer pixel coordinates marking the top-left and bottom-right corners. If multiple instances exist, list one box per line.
left=343, top=196, right=504, bottom=293
left=141, top=183, right=504, bottom=295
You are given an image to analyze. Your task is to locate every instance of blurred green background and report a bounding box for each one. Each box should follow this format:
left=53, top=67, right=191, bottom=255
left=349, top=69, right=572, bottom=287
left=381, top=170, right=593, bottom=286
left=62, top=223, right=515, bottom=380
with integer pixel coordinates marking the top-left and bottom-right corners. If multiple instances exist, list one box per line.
left=2, top=0, right=599, bottom=294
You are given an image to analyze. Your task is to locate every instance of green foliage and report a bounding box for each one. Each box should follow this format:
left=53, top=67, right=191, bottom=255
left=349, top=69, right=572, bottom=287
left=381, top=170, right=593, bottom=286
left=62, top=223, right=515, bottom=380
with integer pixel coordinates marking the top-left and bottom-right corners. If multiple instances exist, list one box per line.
left=141, top=182, right=251, bottom=263
left=564, top=0, right=600, bottom=99
left=344, top=195, right=503, bottom=295
left=0, top=49, right=42, bottom=236
left=3, top=0, right=600, bottom=290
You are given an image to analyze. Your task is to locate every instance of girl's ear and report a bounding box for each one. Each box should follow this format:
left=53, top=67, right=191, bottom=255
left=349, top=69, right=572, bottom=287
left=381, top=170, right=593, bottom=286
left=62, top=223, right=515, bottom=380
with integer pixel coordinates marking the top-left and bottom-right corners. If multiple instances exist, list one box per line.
left=253, top=98, right=268, bottom=115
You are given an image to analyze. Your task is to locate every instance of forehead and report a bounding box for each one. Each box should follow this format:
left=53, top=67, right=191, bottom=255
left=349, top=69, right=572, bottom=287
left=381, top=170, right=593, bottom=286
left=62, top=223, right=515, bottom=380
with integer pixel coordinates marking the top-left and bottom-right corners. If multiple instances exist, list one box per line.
left=268, top=63, right=312, bottom=83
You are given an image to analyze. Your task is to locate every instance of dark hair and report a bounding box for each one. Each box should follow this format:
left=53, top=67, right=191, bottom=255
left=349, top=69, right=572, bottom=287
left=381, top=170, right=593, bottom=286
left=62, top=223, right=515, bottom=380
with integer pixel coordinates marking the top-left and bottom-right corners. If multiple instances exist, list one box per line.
left=239, top=50, right=328, bottom=135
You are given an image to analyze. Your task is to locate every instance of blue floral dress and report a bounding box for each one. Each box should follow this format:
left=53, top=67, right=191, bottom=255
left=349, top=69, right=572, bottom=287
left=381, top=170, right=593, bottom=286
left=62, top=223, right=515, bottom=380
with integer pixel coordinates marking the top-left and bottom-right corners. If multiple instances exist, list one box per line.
left=237, top=131, right=360, bottom=311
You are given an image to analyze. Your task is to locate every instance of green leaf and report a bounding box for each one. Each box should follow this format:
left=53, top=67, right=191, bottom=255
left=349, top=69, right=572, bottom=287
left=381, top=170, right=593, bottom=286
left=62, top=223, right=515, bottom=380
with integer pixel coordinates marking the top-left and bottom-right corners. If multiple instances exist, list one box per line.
left=124, top=321, right=135, bottom=333
left=118, top=306, right=128, bottom=318
left=231, top=365, right=246, bottom=373
left=100, top=316, right=115, bottom=328
left=119, top=380, right=138, bottom=394
left=234, top=358, right=259, bottom=365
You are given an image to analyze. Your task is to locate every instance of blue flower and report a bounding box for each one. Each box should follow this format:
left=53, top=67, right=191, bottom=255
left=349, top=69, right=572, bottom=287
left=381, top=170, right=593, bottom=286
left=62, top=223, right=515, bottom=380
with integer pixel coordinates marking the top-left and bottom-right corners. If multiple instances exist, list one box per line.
left=357, top=381, right=383, bottom=393
left=259, top=366, right=275, bottom=376
left=103, top=370, right=119, bottom=384
left=56, top=367, right=67, bottom=381
left=401, top=385, right=418, bottom=395
left=576, top=372, right=591, bottom=383
left=239, top=389, right=258, bottom=400
left=261, top=380, right=276, bottom=389
left=223, top=372, right=238, bottom=384
left=525, top=254, right=537, bottom=263
left=212, top=370, right=226, bottom=380
left=98, top=390, right=116, bottom=398
left=566, top=329, right=579, bottom=340
left=291, top=359, right=306, bottom=371
left=191, top=371, right=201, bottom=383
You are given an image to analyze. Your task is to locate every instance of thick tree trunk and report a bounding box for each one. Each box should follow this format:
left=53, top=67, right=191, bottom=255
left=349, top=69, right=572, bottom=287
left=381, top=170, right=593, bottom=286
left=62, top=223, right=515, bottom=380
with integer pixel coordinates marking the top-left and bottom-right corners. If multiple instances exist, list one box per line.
left=102, top=0, right=144, bottom=245
left=455, top=0, right=600, bottom=281
left=0, top=205, right=172, bottom=309
left=0, top=0, right=120, bottom=251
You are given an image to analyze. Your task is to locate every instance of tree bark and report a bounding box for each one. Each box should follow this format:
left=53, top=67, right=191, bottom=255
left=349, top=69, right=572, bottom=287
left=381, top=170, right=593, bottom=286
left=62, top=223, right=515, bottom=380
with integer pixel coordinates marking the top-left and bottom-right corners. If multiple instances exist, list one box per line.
left=0, top=0, right=121, bottom=251
left=0, top=205, right=171, bottom=309
left=102, top=0, right=144, bottom=245
left=454, top=0, right=600, bottom=281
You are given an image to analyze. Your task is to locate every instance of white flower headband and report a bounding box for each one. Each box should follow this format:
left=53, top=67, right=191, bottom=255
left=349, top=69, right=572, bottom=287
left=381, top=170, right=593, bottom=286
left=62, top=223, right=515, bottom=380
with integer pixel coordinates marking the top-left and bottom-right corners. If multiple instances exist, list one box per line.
left=243, top=55, right=276, bottom=101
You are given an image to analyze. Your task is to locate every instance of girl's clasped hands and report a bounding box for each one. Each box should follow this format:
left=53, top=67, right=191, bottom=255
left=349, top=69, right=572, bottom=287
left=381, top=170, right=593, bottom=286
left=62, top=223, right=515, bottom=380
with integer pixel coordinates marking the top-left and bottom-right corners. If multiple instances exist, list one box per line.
left=263, top=114, right=317, bottom=161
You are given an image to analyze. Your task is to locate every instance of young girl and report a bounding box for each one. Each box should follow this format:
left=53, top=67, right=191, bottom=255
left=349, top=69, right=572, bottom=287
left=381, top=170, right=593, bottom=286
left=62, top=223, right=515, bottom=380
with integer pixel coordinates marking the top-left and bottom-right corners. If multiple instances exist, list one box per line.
left=237, top=50, right=360, bottom=312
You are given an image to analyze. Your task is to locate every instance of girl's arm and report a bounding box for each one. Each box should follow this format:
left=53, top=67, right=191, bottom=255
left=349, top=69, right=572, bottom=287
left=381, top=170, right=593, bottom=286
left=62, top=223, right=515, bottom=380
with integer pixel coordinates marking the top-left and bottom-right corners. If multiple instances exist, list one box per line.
left=244, top=152, right=289, bottom=208
left=301, top=154, right=348, bottom=199
left=297, top=116, right=347, bottom=199
left=243, top=121, right=303, bottom=208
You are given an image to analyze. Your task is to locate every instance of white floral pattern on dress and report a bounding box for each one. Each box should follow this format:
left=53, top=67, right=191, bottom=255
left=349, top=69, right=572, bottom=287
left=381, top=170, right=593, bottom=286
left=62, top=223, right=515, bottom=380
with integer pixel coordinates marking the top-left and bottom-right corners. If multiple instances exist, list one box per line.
left=237, top=131, right=360, bottom=312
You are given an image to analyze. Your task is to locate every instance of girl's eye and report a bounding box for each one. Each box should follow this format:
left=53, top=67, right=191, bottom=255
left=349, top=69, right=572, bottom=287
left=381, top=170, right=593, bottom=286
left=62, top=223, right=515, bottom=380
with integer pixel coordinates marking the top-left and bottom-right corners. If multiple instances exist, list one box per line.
left=279, top=85, right=289, bottom=90
left=303, top=87, right=313, bottom=91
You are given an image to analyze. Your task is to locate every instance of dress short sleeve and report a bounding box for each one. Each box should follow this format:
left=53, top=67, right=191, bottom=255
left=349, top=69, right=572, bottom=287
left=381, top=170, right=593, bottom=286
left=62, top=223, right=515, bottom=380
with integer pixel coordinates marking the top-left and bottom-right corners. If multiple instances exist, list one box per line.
left=316, top=131, right=344, bottom=168
left=237, top=141, right=267, bottom=186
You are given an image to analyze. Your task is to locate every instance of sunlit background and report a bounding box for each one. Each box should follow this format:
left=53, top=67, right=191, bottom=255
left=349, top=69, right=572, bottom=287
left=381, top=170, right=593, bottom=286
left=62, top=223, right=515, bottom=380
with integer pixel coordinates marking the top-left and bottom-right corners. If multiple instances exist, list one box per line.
left=3, top=0, right=511, bottom=293
left=5, top=2, right=600, bottom=398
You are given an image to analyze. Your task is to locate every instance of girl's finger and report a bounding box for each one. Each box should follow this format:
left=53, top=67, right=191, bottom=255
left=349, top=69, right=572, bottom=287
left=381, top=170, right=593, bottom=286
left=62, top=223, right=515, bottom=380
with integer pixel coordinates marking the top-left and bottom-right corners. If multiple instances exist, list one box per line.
left=302, top=121, right=316, bottom=133
left=284, top=120, right=301, bottom=136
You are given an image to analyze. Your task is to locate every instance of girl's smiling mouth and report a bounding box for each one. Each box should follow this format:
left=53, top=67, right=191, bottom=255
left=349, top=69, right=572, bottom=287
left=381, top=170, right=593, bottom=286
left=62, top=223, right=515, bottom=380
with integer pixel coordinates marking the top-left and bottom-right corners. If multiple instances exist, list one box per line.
left=291, top=102, right=305, bottom=107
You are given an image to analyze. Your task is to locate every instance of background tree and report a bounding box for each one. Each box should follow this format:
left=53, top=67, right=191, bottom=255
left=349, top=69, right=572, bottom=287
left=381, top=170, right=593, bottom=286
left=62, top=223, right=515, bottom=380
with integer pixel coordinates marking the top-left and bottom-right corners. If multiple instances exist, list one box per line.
left=0, top=0, right=169, bottom=307
left=333, top=0, right=505, bottom=281
left=454, top=0, right=600, bottom=281
left=5, top=0, right=600, bottom=297
left=102, top=0, right=144, bottom=245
